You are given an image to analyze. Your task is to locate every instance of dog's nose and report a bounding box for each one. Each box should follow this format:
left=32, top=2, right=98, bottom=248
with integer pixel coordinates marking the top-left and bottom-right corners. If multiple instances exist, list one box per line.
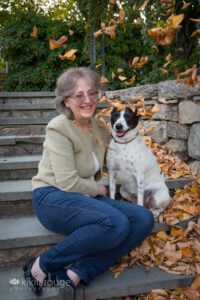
left=115, top=123, right=123, bottom=130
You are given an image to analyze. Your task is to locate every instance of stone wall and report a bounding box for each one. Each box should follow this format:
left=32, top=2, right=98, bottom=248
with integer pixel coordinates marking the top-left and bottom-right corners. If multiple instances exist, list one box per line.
left=106, top=80, right=200, bottom=178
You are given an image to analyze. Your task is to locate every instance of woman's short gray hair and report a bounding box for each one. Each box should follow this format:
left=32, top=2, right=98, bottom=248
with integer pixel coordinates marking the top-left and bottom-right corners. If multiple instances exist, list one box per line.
left=55, top=67, right=101, bottom=118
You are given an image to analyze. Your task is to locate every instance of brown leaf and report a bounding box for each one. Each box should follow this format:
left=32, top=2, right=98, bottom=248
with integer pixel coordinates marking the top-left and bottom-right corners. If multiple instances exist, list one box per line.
left=131, top=56, right=148, bottom=68
left=191, top=274, right=200, bottom=290
left=30, top=25, right=38, bottom=38
left=181, top=287, right=200, bottom=300
left=148, top=14, right=184, bottom=45
left=156, top=231, right=168, bottom=241
left=49, top=35, right=68, bottom=50
left=118, top=75, right=127, bottom=81
left=119, top=9, right=125, bottom=22
left=139, top=0, right=150, bottom=11
left=59, top=49, right=77, bottom=61
left=100, top=76, right=109, bottom=84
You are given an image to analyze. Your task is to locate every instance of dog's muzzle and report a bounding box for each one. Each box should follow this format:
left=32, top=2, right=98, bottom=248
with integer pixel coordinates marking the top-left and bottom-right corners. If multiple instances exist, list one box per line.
left=114, top=123, right=128, bottom=137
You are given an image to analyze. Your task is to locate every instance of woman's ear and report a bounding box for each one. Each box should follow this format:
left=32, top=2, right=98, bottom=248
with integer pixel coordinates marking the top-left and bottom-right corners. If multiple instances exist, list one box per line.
left=64, top=99, right=69, bottom=107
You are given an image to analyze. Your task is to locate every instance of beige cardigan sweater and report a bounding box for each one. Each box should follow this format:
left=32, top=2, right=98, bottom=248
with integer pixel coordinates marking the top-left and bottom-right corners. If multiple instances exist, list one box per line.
left=32, top=114, right=110, bottom=197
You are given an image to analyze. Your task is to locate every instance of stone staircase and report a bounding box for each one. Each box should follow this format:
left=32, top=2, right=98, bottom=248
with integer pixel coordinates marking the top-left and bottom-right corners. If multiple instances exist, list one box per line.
left=0, top=92, right=197, bottom=300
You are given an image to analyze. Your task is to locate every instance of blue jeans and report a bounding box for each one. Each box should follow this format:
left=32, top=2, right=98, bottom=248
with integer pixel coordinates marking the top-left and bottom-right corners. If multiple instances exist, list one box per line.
left=32, top=186, right=154, bottom=285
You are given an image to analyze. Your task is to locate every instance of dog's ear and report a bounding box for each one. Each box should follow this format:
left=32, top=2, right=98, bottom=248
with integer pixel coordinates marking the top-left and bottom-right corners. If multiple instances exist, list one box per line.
left=112, top=106, right=118, bottom=113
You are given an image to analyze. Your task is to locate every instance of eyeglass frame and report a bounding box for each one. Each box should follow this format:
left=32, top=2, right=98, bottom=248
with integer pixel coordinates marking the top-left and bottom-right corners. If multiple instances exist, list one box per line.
left=69, top=90, right=99, bottom=103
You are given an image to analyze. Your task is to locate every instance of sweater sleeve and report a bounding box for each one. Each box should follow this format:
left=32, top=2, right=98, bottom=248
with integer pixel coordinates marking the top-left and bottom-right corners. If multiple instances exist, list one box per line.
left=45, top=127, right=99, bottom=197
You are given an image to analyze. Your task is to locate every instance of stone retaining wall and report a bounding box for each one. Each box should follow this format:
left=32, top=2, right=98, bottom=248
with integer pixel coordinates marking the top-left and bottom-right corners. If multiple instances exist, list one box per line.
left=106, top=80, right=200, bottom=178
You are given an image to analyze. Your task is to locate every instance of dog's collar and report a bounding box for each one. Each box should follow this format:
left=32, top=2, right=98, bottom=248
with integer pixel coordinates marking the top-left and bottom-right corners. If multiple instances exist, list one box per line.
left=111, top=133, right=138, bottom=144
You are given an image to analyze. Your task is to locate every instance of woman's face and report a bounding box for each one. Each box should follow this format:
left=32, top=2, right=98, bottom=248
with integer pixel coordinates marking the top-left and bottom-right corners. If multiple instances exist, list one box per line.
left=64, top=78, right=99, bottom=122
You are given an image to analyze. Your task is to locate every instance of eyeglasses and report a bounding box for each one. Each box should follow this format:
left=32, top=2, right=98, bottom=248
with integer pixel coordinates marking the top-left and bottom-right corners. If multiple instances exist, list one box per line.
left=70, top=91, right=99, bottom=103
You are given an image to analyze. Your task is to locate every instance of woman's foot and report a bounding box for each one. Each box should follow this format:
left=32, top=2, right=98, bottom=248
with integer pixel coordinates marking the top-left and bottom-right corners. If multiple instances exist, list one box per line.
left=67, top=269, right=81, bottom=287
left=31, top=256, right=46, bottom=284
left=23, top=257, right=46, bottom=295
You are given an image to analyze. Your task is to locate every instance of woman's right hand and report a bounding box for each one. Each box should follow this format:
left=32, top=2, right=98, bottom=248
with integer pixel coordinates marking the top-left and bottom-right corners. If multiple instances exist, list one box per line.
left=97, top=184, right=107, bottom=197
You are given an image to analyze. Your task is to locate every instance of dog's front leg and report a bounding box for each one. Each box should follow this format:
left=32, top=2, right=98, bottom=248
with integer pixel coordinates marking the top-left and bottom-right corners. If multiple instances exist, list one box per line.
left=108, top=169, right=117, bottom=199
left=137, top=175, right=144, bottom=206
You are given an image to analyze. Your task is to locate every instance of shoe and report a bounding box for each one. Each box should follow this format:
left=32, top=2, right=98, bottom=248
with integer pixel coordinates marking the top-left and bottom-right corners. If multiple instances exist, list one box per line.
left=57, top=272, right=76, bottom=300
left=23, top=257, right=44, bottom=296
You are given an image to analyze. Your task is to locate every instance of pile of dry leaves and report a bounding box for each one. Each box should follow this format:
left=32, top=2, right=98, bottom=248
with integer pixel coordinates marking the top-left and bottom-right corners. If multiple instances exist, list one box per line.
left=159, top=180, right=200, bottom=225
left=110, top=219, right=200, bottom=277
left=123, top=282, right=200, bottom=300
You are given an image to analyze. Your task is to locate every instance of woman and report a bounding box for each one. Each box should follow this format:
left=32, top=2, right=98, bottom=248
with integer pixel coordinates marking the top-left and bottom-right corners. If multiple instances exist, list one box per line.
left=23, top=67, right=154, bottom=298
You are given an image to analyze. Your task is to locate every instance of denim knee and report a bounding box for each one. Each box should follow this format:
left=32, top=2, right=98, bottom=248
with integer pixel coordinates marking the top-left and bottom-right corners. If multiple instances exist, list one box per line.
left=142, top=208, right=154, bottom=236
left=107, top=212, right=131, bottom=247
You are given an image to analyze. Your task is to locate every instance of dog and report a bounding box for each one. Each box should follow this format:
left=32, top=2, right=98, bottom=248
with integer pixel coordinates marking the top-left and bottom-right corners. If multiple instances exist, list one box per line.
left=106, top=105, right=171, bottom=216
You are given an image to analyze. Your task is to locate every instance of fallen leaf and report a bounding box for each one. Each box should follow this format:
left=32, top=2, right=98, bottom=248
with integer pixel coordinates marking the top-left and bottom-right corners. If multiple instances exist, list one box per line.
left=131, top=56, right=148, bottom=68
left=30, top=25, right=38, bottom=38
left=191, top=274, right=200, bottom=290
left=59, top=49, right=77, bottom=60
left=49, top=35, right=68, bottom=50
left=119, top=9, right=125, bottom=22
left=100, top=76, right=109, bottom=84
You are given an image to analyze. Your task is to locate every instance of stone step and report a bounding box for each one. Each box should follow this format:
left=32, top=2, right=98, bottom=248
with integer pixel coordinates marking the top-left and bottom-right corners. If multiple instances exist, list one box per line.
left=0, top=117, right=53, bottom=125
left=0, top=125, right=46, bottom=137
left=0, top=214, right=198, bottom=274
left=0, top=155, right=41, bottom=180
left=0, top=177, right=194, bottom=217
left=0, top=101, right=109, bottom=110
left=0, top=264, right=194, bottom=300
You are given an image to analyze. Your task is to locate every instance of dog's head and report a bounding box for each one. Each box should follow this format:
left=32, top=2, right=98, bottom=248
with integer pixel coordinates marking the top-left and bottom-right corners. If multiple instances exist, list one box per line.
left=110, top=106, right=139, bottom=139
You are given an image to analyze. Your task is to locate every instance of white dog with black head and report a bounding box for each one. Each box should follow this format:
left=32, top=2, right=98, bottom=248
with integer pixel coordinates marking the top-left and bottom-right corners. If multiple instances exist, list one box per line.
left=106, top=105, right=171, bottom=217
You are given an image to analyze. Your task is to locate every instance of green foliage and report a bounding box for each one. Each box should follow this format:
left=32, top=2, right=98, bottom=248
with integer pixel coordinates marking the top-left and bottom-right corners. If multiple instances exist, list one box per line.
left=0, top=6, right=86, bottom=91
left=0, top=0, right=200, bottom=91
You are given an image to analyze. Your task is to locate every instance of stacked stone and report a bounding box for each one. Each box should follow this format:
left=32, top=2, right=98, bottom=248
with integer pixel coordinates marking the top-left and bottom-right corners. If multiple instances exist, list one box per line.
left=106, top=80, right=200, bottom=178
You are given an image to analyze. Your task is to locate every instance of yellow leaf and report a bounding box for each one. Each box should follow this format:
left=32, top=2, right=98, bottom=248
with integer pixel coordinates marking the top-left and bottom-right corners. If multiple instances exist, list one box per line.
left=152, top=45, right=159, bottom=52
left=190, top=18, right=200, bottom=23
left=117, top=68, right=124, bottom=72
left=68, top=29, right=74, bottom=36
left=191, top=274, right=200, bottom=290
left=160, top=68, right=168, bottom=74
left=156, top=231, right=168, bottom=241
left=151, top=103, right=160, bottom=113
left=181, top=1, right=190, bottom=10
left=119, top=9, right=125, bottom=22
left=148, top=14, right=184, bottom=46
left=181, top=247, right=193, bottom=258
left=131, top=56, right=148, bottom=68
left=191, top=29, right=200, bottom=37
left=30, top=25, right=38, bottom=38
left=59, top=49, right=77, bottom=61
left=49, top=35, right=68, bottom=50
left=170, top=226, right=185, bottom=237
left=166, top=14, right=184, bottom=27
left=158, top=98, right=167, bottom=104
left=100, top=76, right=109, bottom=84
left=111, top=71, right=116, bottom=79
left=165, top=53, right=172, bottom=61
left=124, top=75, right=136, bottom=85
left=139, top=0, right=150, bottom=11
left=96, top=64, right=102, bottom=69
left=118, top=75, right=127, bottom=81
left=94, top=24, right=117, bottom=40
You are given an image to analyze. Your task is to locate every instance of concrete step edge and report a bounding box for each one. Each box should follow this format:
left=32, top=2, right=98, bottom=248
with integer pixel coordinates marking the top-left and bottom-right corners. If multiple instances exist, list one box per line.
left=0, top=215, right=198, bottom=250
left=0, top=178, right=194, bottom=201
left=0, top=102, right=109, bottom=110
left=0, top=136, right=45, bottom=146
left=0, top=155, right=42, bottom=170
left=0, top=263, right=195, bottom=300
